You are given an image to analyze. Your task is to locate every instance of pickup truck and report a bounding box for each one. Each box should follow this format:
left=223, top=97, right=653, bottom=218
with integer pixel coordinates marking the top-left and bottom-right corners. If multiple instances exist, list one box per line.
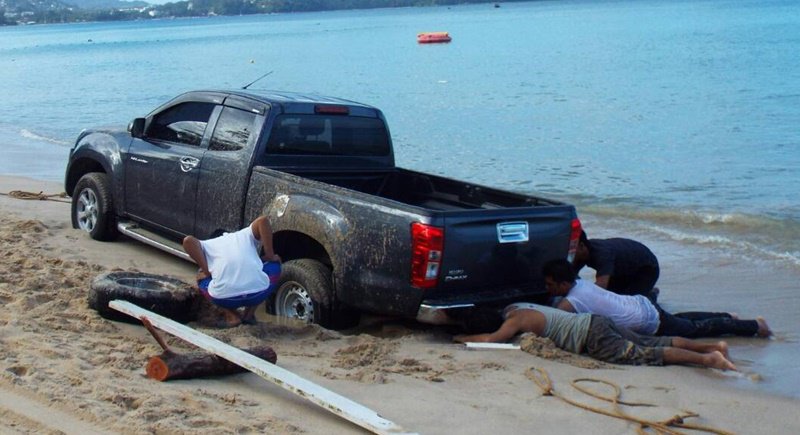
left=65, top=90, right=582, bottom=329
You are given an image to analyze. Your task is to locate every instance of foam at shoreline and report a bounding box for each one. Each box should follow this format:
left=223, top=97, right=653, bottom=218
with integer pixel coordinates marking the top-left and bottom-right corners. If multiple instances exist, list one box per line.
left=576, top=203, right=800, bottom=269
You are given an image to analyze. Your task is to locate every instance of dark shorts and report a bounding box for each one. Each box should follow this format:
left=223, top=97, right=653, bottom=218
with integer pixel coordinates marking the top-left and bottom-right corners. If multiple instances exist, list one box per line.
left=198, top=261, right=281, bottom=309
left=584, top=316, right=671, bottom=366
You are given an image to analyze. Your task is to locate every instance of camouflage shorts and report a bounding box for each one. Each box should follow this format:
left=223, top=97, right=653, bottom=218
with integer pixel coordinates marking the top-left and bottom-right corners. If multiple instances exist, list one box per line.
left=584, top=316, right=672, bottom=366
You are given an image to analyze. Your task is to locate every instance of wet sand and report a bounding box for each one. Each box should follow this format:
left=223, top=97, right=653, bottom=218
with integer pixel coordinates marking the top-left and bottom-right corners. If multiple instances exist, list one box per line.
left=1, top=175, right=798, bottom=434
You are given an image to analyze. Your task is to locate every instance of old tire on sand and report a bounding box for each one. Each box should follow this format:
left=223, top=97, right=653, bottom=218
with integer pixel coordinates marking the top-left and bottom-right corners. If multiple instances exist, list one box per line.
left=89, top=271, right=198, bottom=323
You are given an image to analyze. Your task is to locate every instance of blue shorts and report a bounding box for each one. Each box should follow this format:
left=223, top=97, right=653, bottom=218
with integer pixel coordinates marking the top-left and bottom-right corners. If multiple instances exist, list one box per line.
left=198, top=261, right=281, bottom=309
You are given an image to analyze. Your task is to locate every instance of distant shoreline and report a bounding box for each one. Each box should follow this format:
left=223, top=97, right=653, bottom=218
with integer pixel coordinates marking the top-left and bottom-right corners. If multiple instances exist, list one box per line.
left=1, top=0, right=515, bottom=27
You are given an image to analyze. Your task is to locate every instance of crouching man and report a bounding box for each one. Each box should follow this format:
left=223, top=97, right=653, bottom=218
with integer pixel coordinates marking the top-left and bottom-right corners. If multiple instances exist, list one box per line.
left=454, top=303, right=737, bottom=371
left=183, top=216, right=281, bottom=328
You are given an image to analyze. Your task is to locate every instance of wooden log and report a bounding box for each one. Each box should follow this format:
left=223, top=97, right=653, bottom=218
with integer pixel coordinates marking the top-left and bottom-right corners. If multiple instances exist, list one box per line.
left=147, top=346, right=277, bottom=381
left=109, top=300, right=414, bottom=435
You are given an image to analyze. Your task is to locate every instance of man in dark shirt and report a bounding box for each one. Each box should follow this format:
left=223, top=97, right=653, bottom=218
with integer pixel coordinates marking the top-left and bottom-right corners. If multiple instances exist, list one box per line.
left=574, top=231, right=660, bottom=300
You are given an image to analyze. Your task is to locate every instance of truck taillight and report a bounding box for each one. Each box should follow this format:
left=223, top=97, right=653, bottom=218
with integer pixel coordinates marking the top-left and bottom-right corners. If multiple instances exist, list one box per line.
left=567, top=218, right=582, bottom=263
left=411, top=222, right=444, bottom=288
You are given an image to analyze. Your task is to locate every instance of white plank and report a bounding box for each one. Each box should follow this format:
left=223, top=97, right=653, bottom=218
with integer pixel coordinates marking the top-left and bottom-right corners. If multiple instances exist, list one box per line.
left=464, top=342, right=521, bottom=350
left=109, top=300, right=414, bottom=435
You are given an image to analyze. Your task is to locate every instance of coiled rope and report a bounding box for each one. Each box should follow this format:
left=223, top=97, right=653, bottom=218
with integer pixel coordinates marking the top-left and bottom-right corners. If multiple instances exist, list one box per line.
left=526, top=367, right=734, bottom=435
left=0, top=190, right=70, bottom=203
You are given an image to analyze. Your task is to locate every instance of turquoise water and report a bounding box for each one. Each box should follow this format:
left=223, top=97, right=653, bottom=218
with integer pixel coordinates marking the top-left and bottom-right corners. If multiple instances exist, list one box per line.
left=1, top=0, right=798, bottom=269
left=1, top=0, right=799, bottom=397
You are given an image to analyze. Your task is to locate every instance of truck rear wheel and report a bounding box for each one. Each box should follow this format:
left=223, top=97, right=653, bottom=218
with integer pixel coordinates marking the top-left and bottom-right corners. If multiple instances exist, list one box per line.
left=269, top=259, right=358, bottom=330
left=71, top=172, right=118, bottom=241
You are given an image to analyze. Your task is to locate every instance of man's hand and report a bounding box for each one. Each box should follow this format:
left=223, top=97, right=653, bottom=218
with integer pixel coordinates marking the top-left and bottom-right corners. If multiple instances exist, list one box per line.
left=196, top=268, right=210, bottom=282
left=453, top=333, right=494, bottom=343
left=263, top=253, right=281, bottom=263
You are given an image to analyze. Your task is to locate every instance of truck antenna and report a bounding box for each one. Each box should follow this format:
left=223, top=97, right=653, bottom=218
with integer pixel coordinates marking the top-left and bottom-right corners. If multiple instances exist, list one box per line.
left=242, top=70, right=274, bottom=90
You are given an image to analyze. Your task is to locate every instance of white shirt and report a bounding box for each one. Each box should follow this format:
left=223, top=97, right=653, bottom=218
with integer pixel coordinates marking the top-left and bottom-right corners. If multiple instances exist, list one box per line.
left=565, top=279, right=660, bottom=335
left=200, top=226, right=270, bottom=298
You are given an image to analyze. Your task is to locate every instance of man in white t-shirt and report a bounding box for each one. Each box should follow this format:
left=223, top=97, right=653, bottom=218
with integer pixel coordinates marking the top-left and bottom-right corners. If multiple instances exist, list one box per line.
left=183, top=216, right=281, bottom=328
left=543, top=259, right=771, bottom=339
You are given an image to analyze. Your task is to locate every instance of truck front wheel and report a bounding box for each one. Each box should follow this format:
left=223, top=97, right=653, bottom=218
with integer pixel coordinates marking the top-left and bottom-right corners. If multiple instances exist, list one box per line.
left=269, top=259, right=358, bottom=330
left=71, top=172, right=118, bottom=241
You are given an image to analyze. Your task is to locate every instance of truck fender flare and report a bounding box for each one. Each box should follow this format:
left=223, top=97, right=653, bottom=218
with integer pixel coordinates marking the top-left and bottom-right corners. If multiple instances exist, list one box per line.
left=262, top=193, right=348, bottom=267
left=67, top=135, right=128, bottom=214
left=66, top=149, right=113, bottom=192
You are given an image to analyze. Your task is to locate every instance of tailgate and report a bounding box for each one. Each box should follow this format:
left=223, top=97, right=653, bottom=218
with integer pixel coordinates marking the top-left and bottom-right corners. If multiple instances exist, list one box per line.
left=426, top=206, right=577, bottom=301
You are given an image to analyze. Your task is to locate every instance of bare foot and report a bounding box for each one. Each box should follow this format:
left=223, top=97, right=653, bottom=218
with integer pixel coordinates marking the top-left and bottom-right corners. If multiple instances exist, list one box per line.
left=240, top=306, right=259, bottom=325
left=756, top=317, right=772, bottom=338
left=715, top=341, right=730, bottom=359
left=705, top=351, right=737, bottom=371
left=216, top=309, right=242, bottom=328
left=211, top=318, right=242, bottom=328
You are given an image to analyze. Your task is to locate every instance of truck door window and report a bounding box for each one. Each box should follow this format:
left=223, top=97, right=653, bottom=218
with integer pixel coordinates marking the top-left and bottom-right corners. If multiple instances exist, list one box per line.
left=147, top=102, right=215, bottom=147
left=267, top=114, right=390, bottom=156
left=209, top=107, right=258, bottom=152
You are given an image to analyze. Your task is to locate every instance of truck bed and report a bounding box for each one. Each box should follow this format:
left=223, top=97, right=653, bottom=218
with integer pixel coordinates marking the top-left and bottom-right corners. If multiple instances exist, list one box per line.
left=276, top=167, right=561, bottom=212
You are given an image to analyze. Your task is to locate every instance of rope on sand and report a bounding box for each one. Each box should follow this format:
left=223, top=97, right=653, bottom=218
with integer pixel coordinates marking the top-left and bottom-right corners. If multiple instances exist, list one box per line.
left=526, top=367, right=734, bottom=435
left=0, top=190, right=70, bottom=203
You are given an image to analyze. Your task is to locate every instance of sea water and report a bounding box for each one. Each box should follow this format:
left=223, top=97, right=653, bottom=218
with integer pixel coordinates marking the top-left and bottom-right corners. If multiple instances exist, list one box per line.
left=0, top=0, right=798, bottom=398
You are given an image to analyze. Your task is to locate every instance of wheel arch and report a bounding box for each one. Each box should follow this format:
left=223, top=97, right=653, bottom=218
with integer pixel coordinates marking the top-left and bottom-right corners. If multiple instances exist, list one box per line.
left=66, top=156, right=108, bottom=196
left=258, top=194, right=348, bottom=277
left=273, top=230, right=332, bottom=267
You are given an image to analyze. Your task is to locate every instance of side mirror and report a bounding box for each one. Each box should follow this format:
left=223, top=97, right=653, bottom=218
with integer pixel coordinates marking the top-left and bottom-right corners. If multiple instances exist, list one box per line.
left=128, top=118, right=146, bottom=138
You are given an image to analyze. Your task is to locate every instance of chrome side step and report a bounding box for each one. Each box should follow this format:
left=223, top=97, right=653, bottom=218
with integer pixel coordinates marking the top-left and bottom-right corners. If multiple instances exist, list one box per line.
left=117, top=221, right=193, bottom=262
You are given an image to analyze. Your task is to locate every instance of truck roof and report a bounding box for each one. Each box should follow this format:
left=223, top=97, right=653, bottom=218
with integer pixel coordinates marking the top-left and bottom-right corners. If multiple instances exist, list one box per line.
left=212, top=89, right=377, bottom=109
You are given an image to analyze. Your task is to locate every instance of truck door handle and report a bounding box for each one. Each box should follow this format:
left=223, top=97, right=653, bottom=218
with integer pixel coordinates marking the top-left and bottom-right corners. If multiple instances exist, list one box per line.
left=179, top=156, right=200, bottom=172
left=497, top=222, right=529, bottom=243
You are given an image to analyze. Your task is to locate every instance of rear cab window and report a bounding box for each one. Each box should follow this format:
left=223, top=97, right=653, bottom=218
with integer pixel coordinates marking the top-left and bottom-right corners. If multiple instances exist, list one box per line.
left=266, top=114, right=390, bottom=157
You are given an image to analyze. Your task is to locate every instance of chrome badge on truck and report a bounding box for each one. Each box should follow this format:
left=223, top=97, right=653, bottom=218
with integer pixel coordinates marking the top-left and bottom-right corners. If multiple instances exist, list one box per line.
left=497, top=221, right=529, bottom=243
left=445, top=269, right=468, bottom=282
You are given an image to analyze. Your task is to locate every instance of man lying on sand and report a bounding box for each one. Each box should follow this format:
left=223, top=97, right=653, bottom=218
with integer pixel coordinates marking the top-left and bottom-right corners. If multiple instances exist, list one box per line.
left=544, top=259, right=771, bottom=339
left=183, top=216, right=281, bottom=328
left=454, top=303, right=737, bottom=371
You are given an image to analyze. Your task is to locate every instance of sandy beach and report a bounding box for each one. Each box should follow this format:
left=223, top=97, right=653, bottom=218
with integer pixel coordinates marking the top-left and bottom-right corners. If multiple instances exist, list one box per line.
left=1, top=175, right=798, bottom=435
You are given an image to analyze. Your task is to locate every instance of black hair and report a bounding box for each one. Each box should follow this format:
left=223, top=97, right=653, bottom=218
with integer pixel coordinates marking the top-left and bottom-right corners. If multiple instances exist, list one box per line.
left=579, top=230, right=589, bottom=247
left=542, top=258, right=577, bottom=284
left=464, top=307, right=504, bottom=334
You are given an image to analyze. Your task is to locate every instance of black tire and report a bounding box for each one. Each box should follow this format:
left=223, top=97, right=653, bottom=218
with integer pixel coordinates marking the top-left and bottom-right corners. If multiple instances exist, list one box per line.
left=89, top=271, right=198, bottom=324
left=268, top=259, right=359, bottom=330
left=71, top=172, right=118, bottom=241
